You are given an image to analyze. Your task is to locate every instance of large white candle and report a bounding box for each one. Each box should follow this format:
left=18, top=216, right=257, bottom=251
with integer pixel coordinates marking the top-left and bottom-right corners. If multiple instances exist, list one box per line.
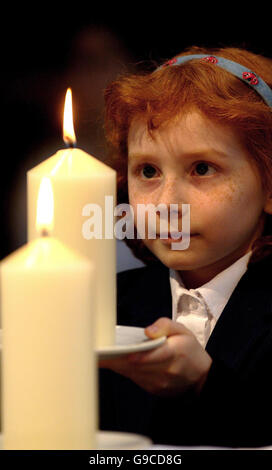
left=27, top=89, right=116, bottom=347
left=1, top=178, right=96, bottom=450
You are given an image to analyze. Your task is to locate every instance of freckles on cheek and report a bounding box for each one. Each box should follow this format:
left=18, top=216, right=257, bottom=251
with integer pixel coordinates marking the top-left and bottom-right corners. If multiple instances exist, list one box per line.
left=195, top=185, right=236, bottom=213
left=217, top=181, right=237, bottom=205
left=128, top=180, right=136, bottom=204
left=128, top=180, right=155, bottom=206
left=210, top=177, right=245, bottom=207
left=222, top=173, right=261, bottom=208
left=128, top=184, right=143, bottom=206
left=196, top=180, right=244, bottom=229
left=205, top=176, right=262, bottom=236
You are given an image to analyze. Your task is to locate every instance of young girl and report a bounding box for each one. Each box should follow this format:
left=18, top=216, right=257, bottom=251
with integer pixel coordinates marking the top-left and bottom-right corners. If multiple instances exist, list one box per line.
left=99, top=46, right=272, bottom=448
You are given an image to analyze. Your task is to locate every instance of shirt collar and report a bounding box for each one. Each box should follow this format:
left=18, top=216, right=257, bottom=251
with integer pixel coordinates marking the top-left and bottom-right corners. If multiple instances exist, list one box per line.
left=170, top=251, right=252, bottom=320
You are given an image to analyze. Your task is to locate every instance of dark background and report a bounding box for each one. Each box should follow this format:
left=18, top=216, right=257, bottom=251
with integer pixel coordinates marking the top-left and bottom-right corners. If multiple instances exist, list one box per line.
left=1, top=8, right=271, bottom=259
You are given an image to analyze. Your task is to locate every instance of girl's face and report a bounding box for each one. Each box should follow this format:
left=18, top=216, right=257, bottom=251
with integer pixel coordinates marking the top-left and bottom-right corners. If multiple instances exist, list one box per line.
left=127, top=110, right=272, bottom=287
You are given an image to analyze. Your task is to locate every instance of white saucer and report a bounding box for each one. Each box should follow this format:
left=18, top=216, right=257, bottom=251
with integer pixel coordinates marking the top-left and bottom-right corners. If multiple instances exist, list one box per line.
left=96, top=326, right=166, bottom=359
left=0, top=431, right=152, bottom=450
left=97, top=431, right=152, bottom=449
left=0, top=326, right=166, bottom=359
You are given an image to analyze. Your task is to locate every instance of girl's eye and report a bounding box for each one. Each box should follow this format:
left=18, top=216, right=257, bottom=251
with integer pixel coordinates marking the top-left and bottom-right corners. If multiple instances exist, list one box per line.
left=193, top=162, right=216, bottom=176
left=141, top=165, right=158, bottom=179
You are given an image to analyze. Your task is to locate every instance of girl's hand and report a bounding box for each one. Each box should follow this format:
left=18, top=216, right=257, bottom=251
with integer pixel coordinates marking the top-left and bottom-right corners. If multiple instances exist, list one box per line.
left=99, top=317, right=212, bottom=396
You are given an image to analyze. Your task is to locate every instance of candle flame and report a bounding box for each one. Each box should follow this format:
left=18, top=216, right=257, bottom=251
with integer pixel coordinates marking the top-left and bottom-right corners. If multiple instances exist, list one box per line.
left=36, top=177, right=54, bottom=235
left=63, top=88, right=76, bottom=146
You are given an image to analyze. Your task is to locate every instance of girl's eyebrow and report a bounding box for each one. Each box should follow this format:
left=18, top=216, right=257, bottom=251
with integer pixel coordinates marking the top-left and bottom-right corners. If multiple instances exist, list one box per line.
left=183, top=149, right=229, bottom=160
left=128, top=149, right=229, bottom=161
left=128, top=153, right=156, bottom=161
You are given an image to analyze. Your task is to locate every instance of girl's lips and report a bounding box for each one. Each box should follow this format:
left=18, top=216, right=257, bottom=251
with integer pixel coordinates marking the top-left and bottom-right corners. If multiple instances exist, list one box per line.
left=157, top=233, right=198, bottom=244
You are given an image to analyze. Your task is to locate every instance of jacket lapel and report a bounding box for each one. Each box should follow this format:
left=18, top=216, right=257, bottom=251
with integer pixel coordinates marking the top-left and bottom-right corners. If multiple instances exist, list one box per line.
left=117, top=263, right=172, bottom=328
left=206, top=257, right=272, bottom=369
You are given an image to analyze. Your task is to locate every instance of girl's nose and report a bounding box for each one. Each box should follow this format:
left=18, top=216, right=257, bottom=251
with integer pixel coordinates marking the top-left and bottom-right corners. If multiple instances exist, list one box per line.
left=156, top=178, right=186, bottom=208
left=154, top=179, right=189, bottom=234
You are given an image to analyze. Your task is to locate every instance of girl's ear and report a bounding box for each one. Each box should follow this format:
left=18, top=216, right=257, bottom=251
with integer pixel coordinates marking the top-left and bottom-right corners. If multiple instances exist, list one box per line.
left=264, top=193, right=272, bottom=214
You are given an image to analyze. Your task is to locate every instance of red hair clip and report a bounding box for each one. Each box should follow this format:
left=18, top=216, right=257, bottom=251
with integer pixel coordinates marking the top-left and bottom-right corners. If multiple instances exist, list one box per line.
left=242, top=71, right=259, bottom=85
left=201, top=56, right=219, bottom=64
left=162, top=58, right=178, bottom=67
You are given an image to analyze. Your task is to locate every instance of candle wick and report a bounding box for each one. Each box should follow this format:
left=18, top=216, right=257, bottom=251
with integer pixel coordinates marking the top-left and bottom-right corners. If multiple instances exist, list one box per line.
left=64, top=140, right=77, bottom=149
left=41, top=229, right=49, bottom=237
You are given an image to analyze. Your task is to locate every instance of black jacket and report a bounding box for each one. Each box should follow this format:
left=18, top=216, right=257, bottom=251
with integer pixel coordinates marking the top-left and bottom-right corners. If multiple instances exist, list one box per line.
left=99, top=256, right=272, bottom=447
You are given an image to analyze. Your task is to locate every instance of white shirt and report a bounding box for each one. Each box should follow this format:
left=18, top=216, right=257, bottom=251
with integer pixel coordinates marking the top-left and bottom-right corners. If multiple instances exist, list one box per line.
left=169, top=252, right=252, bottom=348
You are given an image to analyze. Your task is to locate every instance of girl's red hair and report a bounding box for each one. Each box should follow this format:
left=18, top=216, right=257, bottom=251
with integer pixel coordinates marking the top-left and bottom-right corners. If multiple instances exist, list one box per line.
left=104, top=46, right=272, bottom=264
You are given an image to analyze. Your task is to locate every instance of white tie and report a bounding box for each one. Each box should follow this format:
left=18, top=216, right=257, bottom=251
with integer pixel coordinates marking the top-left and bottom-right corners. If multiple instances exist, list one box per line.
left=176, top=292, right=212, bottom=348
